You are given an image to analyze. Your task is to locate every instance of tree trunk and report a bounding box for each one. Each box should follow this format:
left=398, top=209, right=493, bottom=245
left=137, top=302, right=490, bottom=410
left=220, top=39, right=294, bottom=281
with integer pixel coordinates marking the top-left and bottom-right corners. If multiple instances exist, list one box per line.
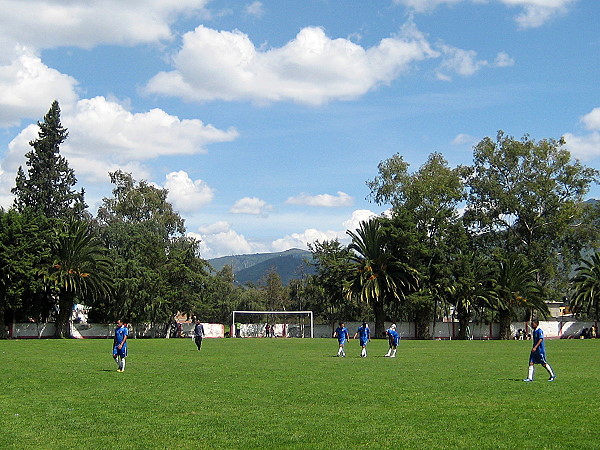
left=373, top=300, right=385, bottom=338
left=0, top=305, right=7, bottom=339
left=55, top=292, right=74, bottom=338
left=498, top=309, right=512, bottom=340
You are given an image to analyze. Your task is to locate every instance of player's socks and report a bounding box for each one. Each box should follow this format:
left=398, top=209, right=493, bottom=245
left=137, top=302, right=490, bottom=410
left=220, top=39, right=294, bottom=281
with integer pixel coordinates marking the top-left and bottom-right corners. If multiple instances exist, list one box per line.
left=114, top=357, right=120, bottom=367
left=545, top=364, right=554, bottom=378
left=391, top=349, right=396, bottom=357
left=120, top=359, right=126, bottom=372
left=528, top=365, right=534, bottom=380
left=384, top=350, right=390, bottom=357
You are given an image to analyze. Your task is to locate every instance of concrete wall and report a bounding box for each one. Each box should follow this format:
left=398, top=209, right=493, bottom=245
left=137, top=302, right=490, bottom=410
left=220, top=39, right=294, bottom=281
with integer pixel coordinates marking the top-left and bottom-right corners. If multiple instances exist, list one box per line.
left=9, top=322, right=224, bottom=339
left=8, top=320, right=597, bottom=339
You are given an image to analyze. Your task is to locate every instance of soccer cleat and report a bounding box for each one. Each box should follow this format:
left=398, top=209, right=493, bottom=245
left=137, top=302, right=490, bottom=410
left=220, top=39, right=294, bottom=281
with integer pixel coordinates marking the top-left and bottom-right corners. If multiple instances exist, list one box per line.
left=548, top=376, right=556, bottom=382
left=522, top=378, right=533, bottom=382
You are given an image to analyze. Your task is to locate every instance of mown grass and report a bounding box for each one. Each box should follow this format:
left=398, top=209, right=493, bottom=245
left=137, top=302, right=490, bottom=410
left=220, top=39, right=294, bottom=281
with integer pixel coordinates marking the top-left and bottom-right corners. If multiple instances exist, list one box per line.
left=0, top=337, right=598, bottom=449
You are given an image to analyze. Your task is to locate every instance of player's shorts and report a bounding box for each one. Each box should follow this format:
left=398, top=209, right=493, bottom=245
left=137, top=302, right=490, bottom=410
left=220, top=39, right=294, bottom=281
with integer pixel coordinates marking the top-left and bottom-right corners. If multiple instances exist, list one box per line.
left=338, top=338, right=347, bottom=346
left=359, top=339, right=368, bottom=347
left=390, top=337, right=400, bottom=346
left=113, top=345, right=127, bottom=358
left=529, top=351, right=547, bottom=365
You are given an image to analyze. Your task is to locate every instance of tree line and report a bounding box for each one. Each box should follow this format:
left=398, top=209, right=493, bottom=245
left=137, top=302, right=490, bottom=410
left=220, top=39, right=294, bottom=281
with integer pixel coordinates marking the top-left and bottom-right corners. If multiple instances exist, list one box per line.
left=2, top=102, right=600, bottom=339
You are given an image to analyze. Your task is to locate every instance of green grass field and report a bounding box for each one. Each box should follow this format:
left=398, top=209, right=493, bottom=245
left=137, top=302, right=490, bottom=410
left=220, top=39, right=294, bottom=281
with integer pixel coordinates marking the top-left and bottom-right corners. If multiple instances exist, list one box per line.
left=1, top=337, right=598, bottom=449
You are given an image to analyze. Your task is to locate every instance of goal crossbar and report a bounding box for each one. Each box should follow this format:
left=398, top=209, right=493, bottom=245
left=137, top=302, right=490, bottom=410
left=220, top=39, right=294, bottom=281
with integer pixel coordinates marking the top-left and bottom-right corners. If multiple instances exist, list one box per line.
left=232, top=310, right=314, bottom=338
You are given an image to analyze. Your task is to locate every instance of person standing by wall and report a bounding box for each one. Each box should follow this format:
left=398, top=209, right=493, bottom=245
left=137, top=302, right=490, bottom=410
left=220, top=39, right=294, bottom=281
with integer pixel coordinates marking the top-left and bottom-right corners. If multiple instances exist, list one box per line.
left=385, top=324, right=400, bottom=358
left=194, top=319, right=205, bottom=351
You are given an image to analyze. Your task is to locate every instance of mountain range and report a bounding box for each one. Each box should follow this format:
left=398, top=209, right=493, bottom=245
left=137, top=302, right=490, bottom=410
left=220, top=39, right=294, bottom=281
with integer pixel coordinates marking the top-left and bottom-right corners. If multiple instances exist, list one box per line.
left=208, top=248, right=315, bottom=286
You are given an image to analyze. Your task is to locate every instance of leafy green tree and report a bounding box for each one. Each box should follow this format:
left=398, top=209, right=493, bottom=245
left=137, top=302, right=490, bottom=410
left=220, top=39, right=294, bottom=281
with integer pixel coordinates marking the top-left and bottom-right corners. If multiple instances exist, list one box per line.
left=0, top=210, right=54, bottom=338
left=12, top=101, right=86, bottom=219
left=308, top=239, right=359, bottom=323
left=485, top=254, right=548, bottom=340
left=368, top=153, right=466, bottom=338
left=464, top=131, right=598, bottom=295
left=345, top=218, right=419, bottom=338
left=198, top=265, right=242, bottom=324
left=95, top=171, right=208, bottom=325
left=570, top=252, right=600, bottom=320
left=45, top=220, right=112, bottom=338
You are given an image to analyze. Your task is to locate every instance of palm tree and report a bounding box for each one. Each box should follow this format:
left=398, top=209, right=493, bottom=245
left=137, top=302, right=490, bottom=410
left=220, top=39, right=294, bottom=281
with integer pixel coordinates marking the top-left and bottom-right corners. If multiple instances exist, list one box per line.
left=486, top=255, right=548, bottom=339
left=344, top=218, right=418, bottom=338
left=45, top=220, right=112, bottom=338
left=570, top=252, right=600, bottom=321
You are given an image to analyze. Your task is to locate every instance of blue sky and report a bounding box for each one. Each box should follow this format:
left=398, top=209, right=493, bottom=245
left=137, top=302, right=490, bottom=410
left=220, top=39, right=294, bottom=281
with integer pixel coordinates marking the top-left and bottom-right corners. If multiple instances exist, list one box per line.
left=0, top=0, right=598, bottom=258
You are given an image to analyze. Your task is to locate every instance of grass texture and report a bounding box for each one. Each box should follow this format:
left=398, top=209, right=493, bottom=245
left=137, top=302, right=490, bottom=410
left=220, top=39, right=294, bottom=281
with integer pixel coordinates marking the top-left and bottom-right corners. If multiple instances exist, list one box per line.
left=0, top=337, right=598, bottom=449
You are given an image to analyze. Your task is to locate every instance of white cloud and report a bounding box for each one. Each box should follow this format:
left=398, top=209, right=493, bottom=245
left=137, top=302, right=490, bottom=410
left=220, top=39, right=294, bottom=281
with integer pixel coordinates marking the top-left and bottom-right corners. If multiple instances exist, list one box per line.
left=145, top=24, right=438, bottom=105
left=271, top=229, right=342, bottom=252
left=561, top=107, right=600, bottom=161
left=503, top=0, right=576, bottom=29
left=452, top=133, right=478, bottom=146
left=285, top=191, right=354, bottom=207
left=394, top=0, right=576, bottom=28
left=0, top=46, right=79, bottom=127
left=0, top=96, right=238, bottom=207
left=342, top=209, right=379, bottom=233
left=0, top=0, right=210, bottom=51
left=164, top=171, right=214, bottom=213
left=436, top=46, right=513, bottom=80
left=582, top=108, right=600, bottom=131
left=230, top=197, right=273, bottom=216
left=245, top=1, right=265, bottom=18
left=190, top=222, right=266, bottom=258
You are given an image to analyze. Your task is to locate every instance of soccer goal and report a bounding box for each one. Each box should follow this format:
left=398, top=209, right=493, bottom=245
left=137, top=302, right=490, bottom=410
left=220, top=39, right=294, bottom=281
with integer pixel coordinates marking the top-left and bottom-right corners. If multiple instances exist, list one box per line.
left=231, top=310, right=314, bottom=338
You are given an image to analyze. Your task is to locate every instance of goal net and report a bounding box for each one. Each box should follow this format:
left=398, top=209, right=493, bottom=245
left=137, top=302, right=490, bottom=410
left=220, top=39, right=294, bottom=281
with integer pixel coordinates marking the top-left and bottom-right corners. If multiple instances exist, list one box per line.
left=231, top=310, right=314, bottom=338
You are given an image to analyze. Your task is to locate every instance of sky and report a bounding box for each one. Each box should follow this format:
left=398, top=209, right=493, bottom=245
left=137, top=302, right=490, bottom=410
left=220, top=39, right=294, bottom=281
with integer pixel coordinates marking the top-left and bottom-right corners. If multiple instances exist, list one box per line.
left=0, top=0, right=599, bottom=258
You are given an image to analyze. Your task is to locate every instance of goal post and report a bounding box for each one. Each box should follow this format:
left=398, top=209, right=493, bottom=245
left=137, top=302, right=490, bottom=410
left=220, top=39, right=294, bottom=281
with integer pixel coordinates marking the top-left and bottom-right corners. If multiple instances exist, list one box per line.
left=232, top=310, right=314, bottom=338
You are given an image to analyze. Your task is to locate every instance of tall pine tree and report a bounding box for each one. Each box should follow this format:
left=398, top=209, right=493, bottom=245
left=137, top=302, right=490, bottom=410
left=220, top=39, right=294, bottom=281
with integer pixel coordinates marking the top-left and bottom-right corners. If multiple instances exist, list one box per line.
left=12, top=101, right=86, bottom=219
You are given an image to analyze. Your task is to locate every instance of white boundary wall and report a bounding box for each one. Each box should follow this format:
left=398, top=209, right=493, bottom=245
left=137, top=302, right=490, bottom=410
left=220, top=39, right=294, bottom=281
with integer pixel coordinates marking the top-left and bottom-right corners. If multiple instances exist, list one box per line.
left=7, top=320, right=597, bottom=339
left=314, top=320, right=598, bottom=339
left=9, top=322, right=224, bottom=339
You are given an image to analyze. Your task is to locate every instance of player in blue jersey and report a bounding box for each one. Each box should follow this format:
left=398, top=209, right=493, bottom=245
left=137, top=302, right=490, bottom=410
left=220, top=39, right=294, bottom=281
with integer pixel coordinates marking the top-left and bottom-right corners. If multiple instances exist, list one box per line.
left=523, top=319, right=555, bottom=382
left=353, top=322, right=371, bottom=357
left=385, top=324, right=400, bottom=358
left=333, top=322, right=349, bottom=357
left=113, top=319, right=128, bottom=372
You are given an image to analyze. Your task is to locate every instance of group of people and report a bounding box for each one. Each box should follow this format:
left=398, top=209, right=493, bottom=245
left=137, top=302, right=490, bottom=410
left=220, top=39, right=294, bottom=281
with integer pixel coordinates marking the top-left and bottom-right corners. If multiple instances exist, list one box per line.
left=112, top=318, right=557, bottom=383
left=333, top=322, right=399, bottom=358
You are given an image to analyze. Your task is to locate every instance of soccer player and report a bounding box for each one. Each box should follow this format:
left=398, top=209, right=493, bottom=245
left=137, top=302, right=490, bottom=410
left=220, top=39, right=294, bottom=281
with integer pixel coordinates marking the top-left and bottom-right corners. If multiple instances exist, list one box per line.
left=333, top=322, right=349, bottom=357
left=113, top=319, right=128, bottom=372
left=385, top=324, right=400, bottom=357
left=194, top=319, right=205, bottom=351
left=353, top=322, right=371, bottom=357
left=523, top=319, right=556, bottom=382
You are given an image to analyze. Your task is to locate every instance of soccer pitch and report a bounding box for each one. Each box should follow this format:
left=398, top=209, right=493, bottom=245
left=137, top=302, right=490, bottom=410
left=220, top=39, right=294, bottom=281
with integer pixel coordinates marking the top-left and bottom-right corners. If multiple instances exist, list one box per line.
left=1, top=338, right=598, bottom=449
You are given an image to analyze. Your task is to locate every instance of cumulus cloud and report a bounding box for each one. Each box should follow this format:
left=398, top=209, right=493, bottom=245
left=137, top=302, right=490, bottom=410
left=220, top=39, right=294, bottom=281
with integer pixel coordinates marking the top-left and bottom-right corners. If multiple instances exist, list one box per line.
left=190, top=222, right=266, bottom=258
left=164, top=171, right=214, bottom=213
left=394, top=0, right=576, bottom=28
left=245, top=1, right=265, bottom=18
left=285, top=191, right=354, bottom=207
left=0, top=96, right=238, bottom=207
left=0, top=0, right=210, bottom=51
left=562, top=107, right=600, bottom=161
left=436, top=45, right=514, bottom=80
left=230, top=197, right=273, bottom=216
left=145, top=24, right=439, bottom=105
left=271, top=229, right=343, bottom=252
left=342, top=209, right=379, bottom=233
left=0, top=46, right=79, bottom=127
left=452, top=133, right=478, bottom=146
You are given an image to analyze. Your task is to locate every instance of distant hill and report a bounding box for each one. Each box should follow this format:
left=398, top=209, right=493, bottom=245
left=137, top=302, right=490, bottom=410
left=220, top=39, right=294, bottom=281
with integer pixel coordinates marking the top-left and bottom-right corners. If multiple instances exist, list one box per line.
left=208, top=248, right=315, bottom=286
